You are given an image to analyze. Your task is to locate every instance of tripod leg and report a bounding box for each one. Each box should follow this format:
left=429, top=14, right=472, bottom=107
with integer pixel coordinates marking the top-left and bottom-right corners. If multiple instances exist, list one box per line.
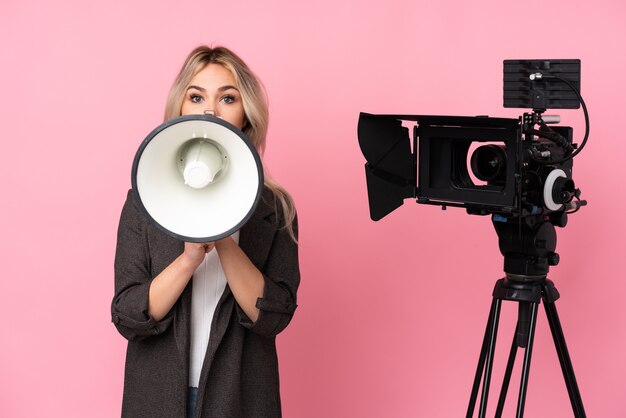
left=467, top=298, right=502, bottom=418
left=543, top=292, right=587, bottom=417
left=495, top=325, right=519, bottom=418
left=467, top=299, right=498, bottom=418
left=516, top=301, right=539, bottom=418
left=496, top=299, right=533, bottom=416
left=478, top=298, right=502, bottom=418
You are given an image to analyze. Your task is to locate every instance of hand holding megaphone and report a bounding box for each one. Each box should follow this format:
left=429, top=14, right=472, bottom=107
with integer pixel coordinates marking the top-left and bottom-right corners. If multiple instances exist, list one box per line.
left=182, top=241, right=215, bottom=268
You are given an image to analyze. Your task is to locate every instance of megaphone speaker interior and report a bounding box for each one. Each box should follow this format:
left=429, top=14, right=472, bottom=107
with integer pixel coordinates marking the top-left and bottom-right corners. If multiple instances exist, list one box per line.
left=131, top=115, right=263, bottom=242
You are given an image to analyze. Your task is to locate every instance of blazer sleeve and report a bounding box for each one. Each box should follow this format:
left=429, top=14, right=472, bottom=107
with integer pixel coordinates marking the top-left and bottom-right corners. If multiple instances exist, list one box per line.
left=237, top=212, right=300, bottom=338
left=111, top=190, right=175, bottom=341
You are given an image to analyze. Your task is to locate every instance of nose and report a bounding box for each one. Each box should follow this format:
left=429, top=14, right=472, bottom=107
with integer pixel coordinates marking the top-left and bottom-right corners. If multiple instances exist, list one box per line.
left=204, top=109, right=215, bottom=116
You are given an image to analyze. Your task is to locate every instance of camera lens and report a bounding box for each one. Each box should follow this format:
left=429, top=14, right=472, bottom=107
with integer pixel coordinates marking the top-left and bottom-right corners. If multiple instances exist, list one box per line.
left=470, top=145, right=507, bottom=182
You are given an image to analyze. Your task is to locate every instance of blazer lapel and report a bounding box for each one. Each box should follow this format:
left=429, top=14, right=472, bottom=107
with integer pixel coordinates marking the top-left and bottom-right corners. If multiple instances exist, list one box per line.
left=238, top=189, right=277, bottom=270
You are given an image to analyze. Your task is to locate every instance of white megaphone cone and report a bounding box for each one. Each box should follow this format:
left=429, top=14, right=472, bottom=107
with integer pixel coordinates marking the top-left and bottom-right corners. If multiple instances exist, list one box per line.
left=131, top=115, right=263, bottom=242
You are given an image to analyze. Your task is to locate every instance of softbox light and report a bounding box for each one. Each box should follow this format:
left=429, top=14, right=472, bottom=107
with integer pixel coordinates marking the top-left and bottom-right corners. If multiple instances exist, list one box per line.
left=131, top=115, right=263, bottom=242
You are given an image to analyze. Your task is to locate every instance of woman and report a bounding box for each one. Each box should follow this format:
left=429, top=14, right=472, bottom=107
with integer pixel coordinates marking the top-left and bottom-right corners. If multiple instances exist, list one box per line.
left=112, top=46, right=300, bottom=418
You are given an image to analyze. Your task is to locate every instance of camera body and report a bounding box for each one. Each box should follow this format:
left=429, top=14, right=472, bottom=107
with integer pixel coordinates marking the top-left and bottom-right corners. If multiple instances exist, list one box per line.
left=358, top=112, right=578, bottom=220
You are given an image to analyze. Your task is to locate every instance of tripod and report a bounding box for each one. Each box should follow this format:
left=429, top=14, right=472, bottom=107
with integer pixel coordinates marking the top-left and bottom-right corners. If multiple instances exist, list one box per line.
left=466, top=216, right=586, bottom=418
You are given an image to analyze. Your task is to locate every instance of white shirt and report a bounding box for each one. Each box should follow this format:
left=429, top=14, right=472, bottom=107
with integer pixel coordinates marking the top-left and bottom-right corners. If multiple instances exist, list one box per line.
left=188, top=231, right=239, bottom=387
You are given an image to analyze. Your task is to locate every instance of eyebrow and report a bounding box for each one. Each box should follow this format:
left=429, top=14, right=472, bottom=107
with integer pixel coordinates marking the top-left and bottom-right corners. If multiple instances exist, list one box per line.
left=186, top=85, right=240, bottom=93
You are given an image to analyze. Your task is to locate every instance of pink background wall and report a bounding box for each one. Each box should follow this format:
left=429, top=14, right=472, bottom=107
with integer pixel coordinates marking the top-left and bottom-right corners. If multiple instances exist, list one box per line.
left=2, top=0, right=625, bottom=416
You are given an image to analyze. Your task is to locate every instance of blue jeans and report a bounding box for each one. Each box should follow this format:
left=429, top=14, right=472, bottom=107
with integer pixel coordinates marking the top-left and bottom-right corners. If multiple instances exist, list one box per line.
left=187, top=387, right=198, bottom=418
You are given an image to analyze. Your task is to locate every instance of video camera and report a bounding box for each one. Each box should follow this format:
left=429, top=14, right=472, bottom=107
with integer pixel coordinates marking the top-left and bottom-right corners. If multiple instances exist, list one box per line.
left=358, top=59, right=587, bottom=224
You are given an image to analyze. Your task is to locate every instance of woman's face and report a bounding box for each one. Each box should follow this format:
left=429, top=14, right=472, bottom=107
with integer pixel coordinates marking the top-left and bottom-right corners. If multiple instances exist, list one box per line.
left=180, top=63, right=246, bottom=129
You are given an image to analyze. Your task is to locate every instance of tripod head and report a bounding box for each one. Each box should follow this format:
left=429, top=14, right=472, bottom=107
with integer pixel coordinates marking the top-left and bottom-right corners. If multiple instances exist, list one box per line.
left=493, top=212, right=570, bottom=281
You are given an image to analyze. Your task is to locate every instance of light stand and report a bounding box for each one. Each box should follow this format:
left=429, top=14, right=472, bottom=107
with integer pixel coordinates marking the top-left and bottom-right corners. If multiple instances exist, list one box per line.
left=466, top=216, right=586, bottom=418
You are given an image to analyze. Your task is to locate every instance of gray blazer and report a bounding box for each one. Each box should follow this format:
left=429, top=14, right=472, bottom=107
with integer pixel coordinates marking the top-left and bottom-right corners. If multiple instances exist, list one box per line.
left=112, top=188, right=300, bottom=418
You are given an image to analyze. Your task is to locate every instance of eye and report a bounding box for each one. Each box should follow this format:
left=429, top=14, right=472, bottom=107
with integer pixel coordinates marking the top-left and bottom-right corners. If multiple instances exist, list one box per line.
left=190, top=94, right=203, bottom=104
left=220, top=95, right=236, bottom=104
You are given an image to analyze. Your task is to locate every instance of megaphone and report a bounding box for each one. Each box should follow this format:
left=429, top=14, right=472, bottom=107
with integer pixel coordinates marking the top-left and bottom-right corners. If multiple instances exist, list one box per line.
left=131, top=114, right=263, bottom=242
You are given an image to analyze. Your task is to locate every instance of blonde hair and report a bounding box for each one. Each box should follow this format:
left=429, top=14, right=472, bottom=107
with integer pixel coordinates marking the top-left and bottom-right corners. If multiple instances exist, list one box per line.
left=164, top=46, right=297, bottom=241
